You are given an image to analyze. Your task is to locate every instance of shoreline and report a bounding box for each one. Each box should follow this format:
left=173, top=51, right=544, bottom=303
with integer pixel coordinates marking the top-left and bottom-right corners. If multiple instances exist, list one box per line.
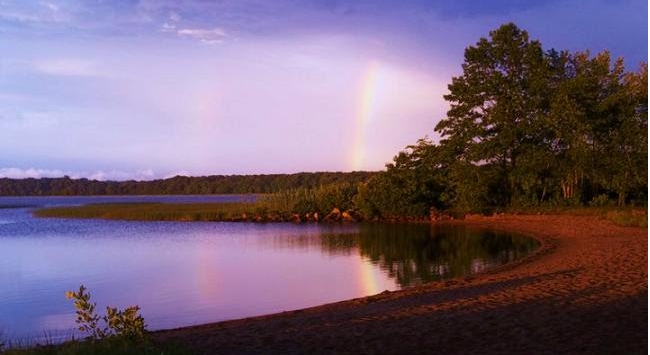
left=152, top=214, right=648, bottom=355
left=32, top=202, right=648, bottom=227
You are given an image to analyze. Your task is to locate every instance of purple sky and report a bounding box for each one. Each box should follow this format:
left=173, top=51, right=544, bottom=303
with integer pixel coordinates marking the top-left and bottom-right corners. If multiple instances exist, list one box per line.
left=0, top=0, right=647, bottom=180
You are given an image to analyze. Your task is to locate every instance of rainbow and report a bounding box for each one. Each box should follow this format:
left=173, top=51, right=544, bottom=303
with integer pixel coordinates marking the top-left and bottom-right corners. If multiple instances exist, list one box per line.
left=357, top=257, right=384, bottom=295
left=195, top=246, right=220, bottom=300
left=350, top=61, right=380, bottom=171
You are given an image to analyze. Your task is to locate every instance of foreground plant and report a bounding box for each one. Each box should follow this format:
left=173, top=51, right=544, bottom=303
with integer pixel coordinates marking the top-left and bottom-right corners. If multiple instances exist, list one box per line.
left=105, top=306, right=146, bottom=340
left=0, top=287, right=189, bottom=354
left=65, top=286, right=106, bottom=340
left=65, top=285, right=146, bottom=341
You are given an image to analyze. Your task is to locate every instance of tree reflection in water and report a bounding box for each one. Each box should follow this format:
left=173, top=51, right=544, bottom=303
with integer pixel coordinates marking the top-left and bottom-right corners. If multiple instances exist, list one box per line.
left=258, top=223, right=538, bottom=289
left=317, top=224, right=539, bottom=288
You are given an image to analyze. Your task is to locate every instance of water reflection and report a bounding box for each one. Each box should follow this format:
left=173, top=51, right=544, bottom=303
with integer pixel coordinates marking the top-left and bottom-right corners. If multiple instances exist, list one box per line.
left=0, top=196, right=538, bottom=340
left=260, top=223, right=539, bottom=288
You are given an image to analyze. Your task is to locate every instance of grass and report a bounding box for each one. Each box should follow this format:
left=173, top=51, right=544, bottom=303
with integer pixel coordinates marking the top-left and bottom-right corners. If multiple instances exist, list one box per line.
left=0, top=337, right=191, bottom=355
left=603, top=209, right=648, bottom=228
left=34, top=183, right=359, bottom=222
left=34, top=202, right=267, bottom=222
left=34, top=201, right=648, bottom=227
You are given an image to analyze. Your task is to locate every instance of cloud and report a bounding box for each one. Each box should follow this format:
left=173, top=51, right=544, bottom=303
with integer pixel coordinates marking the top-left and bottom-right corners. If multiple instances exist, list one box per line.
left=176, top=27, right=227, bottom=44
left=0, top=167, right=67, bottom=179
left=87, top=169, right=156, bottom=181
left=0, top=11, right=45, bottom=23
left=32, top=59, right=105, bottom=77
left=0, top=1, right=71, bottom=25
left=168, top=11, right=181, bottom=22
left=160, top=22, right=176, bottom=32
left=40, top=2, right=59, bottom=12
left=0, top=167, right=157, bottom=181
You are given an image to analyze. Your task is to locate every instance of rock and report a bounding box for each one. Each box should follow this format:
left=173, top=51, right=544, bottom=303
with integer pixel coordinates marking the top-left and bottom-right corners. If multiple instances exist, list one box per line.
left=341, top=210, right=357, bottom=222
left=430, top=207, right=454, bottom=222
left=324, top=208, right=341, bottom=222
left=429, top=207, right=440, bottom=222
left=313, top=212, right=319, bottom=222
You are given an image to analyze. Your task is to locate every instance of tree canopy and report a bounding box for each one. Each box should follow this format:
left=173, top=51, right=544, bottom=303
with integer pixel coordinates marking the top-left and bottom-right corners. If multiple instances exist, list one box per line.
left=356, top=23, right=647, bottom=217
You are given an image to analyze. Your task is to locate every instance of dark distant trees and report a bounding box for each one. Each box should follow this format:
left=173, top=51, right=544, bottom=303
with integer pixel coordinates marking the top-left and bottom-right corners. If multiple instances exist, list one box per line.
left=356, top=23, right=647, bottom=218
left=0, top=172, right=376, bottom=196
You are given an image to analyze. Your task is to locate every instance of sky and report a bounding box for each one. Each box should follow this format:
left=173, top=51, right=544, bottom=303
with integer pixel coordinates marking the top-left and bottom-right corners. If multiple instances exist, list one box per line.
left=0, top=0, right=647, bottom=180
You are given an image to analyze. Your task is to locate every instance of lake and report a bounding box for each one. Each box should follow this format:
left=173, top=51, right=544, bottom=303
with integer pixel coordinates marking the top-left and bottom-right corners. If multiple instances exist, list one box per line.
left=0, top=195, right=539, bottom=341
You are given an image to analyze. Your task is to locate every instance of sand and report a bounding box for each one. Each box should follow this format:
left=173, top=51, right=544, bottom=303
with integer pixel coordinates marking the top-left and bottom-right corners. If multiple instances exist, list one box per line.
left=154, top=214, right=648, bottom=355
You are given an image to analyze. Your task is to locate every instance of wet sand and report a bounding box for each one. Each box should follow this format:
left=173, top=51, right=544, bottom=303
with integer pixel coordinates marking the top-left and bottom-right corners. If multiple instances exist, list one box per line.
left=154, top=214, right=648, bottom=355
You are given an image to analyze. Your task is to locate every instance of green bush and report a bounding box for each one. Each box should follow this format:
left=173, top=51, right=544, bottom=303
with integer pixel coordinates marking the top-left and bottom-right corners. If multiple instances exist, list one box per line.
left=65, top=285, right=146, bottom=341
left=257, top=182, right=358, bottom=215
left=64, top=286, right=106, bottom=340
left=1, top=287, right=190, bottom=355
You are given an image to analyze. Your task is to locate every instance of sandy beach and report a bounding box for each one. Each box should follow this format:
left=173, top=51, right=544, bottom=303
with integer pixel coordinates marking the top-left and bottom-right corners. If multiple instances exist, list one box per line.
left=154, top=214, right=648, bottom=355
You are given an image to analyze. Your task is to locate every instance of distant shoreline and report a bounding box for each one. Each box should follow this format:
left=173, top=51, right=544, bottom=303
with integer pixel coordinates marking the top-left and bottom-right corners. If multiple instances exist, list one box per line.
left=33, top=202, right=368, bottom=223
left=152, top=214, right=648, bottom=355
left=32, top=202, right=648, bottom=227
left=0, top=172, right=377, bottom=196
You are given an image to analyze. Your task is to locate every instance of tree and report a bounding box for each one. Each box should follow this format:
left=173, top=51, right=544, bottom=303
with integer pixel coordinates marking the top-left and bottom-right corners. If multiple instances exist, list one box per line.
left=355, top=138, right=452, bottom=218
left=605, top=62, right=648, bottom=205
left=435, top=23, right=550, bottom=206
left=434, top=23, right=647, bottom=208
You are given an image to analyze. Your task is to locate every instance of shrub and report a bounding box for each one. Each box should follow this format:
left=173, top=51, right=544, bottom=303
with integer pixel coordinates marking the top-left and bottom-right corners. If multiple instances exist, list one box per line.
left=105, top=306, right=146, bottom=341
left=65, top=285, right=146, bottom=341
left=589, top=194, right=613, bottom=207
left=65, top=286, right=106, bottom=340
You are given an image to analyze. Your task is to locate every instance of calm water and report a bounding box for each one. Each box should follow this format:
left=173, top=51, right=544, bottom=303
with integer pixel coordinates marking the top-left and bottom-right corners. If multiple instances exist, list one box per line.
left=0, top=195, right=539, bottom=341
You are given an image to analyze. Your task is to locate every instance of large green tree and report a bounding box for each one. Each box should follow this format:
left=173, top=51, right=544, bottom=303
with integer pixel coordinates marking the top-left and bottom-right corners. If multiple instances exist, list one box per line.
left=435, top=23, right=550, bottom=206
left=432, top=23, right=647, bottom=209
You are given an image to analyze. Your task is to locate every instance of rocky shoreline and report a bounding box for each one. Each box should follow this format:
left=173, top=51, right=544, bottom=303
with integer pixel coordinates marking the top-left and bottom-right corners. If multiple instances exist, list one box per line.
left=206, top=207, right=461, bottom=223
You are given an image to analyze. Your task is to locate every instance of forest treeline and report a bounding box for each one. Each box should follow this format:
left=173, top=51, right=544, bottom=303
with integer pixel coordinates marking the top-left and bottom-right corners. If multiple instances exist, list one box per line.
left=0, top=172, right=376, bottom=196
left=355, top=23, right=647, bottom=218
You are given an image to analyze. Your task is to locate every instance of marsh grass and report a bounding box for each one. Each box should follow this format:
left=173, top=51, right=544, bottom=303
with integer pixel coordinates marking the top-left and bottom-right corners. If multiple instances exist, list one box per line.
left=34, top=202, right=264, bottom=222
left=34, top=183, right=359, bottom=222
left=34, top=199, right=647, bottom=227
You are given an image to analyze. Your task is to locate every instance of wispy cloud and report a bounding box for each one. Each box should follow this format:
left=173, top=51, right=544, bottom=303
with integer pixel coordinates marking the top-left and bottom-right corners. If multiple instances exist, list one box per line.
left=0, top=167, right=67, bottom=179
left=176, top=27, right=227, bottom=44
left=160, top=22, right=176, bottom=32
left=32, top=59, right=105, bottom=77
left=0, top=1, right=70, bottom=24
left=168, top=11, right=181, bottom=23
left=40, top=2, right=59, bottom=12
left=0, top=167, right=157, bottom=181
